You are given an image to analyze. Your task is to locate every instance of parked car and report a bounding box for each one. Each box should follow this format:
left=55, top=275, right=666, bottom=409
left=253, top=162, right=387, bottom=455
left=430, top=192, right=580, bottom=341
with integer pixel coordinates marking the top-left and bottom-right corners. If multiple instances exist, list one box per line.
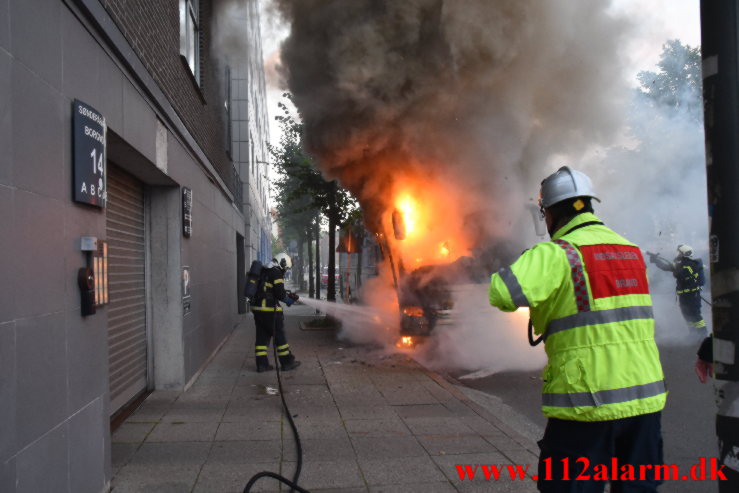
left=321, top=267, right=340, bottom=287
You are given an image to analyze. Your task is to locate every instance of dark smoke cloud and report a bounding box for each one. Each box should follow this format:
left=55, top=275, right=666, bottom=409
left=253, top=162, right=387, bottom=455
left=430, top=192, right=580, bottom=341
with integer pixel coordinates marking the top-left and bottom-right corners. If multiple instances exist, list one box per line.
left=274, top=0, right=632, bottom=242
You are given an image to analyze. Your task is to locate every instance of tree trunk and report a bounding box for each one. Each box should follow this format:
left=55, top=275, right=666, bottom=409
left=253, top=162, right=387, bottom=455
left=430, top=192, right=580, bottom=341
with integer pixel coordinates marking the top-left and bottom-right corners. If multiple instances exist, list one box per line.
left=297, top=233, right=305, bottom=292
left=338, top=252, right=344, bottom=300
left=307, top=225, right=314, bottom=298
left=327, top=183, right=338, bottom=302
left=356, top=230, right=363, bottom=289
left=315, top=215, right=321, bottom=300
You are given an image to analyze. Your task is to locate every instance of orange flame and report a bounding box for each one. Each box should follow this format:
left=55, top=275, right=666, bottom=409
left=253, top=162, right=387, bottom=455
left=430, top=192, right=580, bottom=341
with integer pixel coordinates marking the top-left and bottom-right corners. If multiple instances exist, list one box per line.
left=402, top=306, right=424, bottom=317
left=396, top=195, right=417, bottom=236
left=381, top=168, right=473, bottom=271
left=396, top=336, right=414, bottom=348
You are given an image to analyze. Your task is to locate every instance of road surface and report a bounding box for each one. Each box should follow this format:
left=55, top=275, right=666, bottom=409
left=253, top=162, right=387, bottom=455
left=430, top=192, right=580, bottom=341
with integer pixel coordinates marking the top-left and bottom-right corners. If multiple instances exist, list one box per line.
left=452, top=340, right=718, bottom=492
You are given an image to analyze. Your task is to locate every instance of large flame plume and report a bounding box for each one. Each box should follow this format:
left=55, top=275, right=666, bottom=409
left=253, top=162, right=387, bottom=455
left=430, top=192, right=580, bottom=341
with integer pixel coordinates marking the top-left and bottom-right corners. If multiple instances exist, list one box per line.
left=385, top=174, right=472, bottom=269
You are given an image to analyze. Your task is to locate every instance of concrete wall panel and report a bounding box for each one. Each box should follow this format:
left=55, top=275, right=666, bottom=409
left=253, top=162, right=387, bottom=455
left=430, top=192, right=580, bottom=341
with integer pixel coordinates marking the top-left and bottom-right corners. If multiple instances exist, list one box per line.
left=0, top=321, right=16, bottom=463
left=15, top=312, right=67, bottom=449
left=149, top=185, right=185, bottom=389
left=0, top=457, right=15, bottom=493
left=97, top=53, right=123, bottom=135
left=0, top=50, right=10, bottom=187
left=122, top=80, right=156, bottom=165
left=68, top=398, right=106, bottom=493
left=15, top=423, right=68, bottom=493
left=61, top=6, right=100, bottom=108
left=65, top=308, right=107, bottom=414
left=0, top=0, right=8, bottom=51
left=11, top=61, right=65, bottom=201
left=12, top=190, right=66, bottom=319
left=9, top=0, right=61, bottom=90
left=0, top=186, right=13, bottom=323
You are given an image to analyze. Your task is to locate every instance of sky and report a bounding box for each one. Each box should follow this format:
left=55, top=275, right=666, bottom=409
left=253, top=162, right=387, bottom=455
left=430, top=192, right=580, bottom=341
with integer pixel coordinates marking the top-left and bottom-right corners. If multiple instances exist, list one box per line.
left=259, top=0, right=701, bottom=156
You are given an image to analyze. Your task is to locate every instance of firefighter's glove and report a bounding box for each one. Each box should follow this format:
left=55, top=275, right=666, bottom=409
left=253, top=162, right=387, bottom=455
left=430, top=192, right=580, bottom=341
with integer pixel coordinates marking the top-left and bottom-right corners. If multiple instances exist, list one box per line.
left=695, top=358, right=713, bottom=384
left=647, top=252, right=657, bottom=264
left=289, top=292, right=300, bottom=301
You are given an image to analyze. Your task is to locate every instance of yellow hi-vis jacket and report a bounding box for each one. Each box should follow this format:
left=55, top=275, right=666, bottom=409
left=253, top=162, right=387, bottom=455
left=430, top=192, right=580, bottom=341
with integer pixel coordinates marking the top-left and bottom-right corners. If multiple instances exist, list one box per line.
left=489, top=213, right=666, bottom=421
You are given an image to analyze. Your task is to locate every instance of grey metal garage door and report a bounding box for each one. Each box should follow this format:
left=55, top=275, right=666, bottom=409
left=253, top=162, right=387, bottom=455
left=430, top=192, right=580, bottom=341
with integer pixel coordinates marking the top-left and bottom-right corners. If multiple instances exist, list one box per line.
left=106, top=164, right=148, bottom=415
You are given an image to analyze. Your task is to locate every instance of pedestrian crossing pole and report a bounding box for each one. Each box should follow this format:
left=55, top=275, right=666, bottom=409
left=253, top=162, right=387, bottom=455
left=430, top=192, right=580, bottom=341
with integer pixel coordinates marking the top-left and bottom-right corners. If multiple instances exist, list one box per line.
left=700, top=1, right=739, bottom=489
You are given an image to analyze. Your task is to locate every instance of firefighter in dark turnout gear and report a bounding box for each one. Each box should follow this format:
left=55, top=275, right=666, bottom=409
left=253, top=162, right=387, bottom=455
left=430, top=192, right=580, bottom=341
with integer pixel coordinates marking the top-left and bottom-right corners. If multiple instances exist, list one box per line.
left=252, top=258, right=301, bottom=373
left=649, top=244, right=706, bottom=331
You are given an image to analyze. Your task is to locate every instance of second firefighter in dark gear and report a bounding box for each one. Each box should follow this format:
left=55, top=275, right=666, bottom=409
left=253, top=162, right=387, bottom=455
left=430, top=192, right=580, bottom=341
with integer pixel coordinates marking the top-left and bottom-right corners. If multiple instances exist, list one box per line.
left=648, top=244, right=706, bottom=331
left=252, top=258, right=301, bottom=373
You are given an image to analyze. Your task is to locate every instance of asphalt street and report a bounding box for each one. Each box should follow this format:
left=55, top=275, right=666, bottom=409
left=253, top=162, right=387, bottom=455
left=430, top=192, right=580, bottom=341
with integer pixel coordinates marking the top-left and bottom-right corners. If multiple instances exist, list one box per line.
left=453, top=340, right=719, bottom=492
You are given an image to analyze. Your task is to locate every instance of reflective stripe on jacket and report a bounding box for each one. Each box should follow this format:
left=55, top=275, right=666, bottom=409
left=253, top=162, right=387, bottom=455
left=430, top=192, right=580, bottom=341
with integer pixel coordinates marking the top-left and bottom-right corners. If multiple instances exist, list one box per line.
left=489, top=212, right=667, bottom=421
left=252, top=266, right=286, bottom=312
left=675, top=258, right=704, bottom=293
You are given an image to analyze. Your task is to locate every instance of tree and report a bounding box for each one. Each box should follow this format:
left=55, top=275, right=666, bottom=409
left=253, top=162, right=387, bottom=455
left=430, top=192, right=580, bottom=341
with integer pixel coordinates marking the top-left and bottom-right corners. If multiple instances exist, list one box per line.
left=637, top=39, right=702, bottom=119
left=269, top=94, right=359, bottom=301
left=269, top=96, right=320, bottom=295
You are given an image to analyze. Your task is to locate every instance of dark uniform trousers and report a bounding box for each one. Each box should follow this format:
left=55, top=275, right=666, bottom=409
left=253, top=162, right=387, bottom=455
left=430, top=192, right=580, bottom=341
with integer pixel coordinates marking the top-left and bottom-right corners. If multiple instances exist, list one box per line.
left=253, top=310, right=295, bottom=366
left=537, top=412, right=663, bottom=493
left=254, top=311, right=287, bottom=353
left=678, top=291, right=704, bottom=329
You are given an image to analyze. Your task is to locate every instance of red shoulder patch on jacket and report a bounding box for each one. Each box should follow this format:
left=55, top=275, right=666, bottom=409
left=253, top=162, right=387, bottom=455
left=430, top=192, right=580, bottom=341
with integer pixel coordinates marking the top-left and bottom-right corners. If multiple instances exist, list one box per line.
left=579, top=245, right=649, bottom=299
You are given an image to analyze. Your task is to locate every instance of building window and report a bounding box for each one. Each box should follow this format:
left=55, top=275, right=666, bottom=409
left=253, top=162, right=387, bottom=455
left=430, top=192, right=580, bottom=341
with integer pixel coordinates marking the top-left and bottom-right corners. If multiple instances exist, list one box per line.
left=179, top=0, right=200, bottom=84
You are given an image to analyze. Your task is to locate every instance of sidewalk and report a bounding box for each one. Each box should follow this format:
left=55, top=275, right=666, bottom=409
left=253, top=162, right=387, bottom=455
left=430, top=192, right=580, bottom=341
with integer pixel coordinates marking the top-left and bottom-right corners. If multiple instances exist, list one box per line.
left=110, top=302, right=540, bottom=492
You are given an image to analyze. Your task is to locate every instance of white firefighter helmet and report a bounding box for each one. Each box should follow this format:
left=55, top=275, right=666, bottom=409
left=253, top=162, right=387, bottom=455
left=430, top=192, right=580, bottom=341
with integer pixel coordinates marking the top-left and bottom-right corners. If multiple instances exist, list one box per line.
left=677, top=244, right=693, bottom=258
left=274, top=252, right=292, bottom=269
left=539, top=166, right=601, bottom=209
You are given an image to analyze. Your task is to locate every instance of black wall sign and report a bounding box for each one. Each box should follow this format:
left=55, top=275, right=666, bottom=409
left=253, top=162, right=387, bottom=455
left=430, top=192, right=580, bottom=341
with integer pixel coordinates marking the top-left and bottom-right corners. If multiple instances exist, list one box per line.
left=73, top=100, right=107, bottom=207
left=182, top=187, right=193, bottom=237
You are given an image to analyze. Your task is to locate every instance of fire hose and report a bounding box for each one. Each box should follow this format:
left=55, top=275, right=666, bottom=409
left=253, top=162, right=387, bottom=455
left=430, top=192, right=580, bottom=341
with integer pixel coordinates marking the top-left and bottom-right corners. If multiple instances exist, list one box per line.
left=528, top=319, right=543, bottom=346
left=242, top=300, right=311, bottom=493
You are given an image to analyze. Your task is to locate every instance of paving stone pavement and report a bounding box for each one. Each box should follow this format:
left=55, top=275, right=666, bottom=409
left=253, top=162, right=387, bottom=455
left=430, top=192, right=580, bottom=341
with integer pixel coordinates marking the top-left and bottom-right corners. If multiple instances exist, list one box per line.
left=110, top=303, right=540, bottom=492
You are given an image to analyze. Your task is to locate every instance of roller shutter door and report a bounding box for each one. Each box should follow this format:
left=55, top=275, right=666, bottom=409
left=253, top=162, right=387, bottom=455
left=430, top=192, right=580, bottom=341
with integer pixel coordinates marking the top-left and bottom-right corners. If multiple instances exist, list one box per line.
left=106, top=164, right=148, bottom=415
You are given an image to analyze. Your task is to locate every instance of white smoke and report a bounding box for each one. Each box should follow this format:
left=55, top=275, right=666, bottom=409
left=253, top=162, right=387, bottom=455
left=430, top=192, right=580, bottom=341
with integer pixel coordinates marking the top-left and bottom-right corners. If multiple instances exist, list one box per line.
left=581, top=83, right=709, bottom=346
left=416, top=285, right=547, bottom=376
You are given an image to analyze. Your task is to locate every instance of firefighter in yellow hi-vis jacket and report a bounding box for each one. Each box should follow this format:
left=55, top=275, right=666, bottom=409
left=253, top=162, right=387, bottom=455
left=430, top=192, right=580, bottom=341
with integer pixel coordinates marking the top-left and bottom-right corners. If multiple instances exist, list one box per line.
left=252, top=258, right=301, bottom=373
left=488, top=166, right=666, bottom=492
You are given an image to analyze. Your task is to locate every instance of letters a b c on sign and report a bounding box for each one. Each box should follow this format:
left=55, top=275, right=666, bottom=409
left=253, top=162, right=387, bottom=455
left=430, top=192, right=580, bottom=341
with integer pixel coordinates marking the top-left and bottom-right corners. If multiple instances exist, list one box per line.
left=73, top=100, right=107, bottom=208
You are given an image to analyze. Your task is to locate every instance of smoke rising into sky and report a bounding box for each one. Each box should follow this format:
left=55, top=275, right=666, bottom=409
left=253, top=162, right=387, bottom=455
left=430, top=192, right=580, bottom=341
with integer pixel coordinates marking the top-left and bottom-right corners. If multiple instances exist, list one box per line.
left=268, top=1, right=707, bottom=372
left=273, top=0, right=632, bottom=241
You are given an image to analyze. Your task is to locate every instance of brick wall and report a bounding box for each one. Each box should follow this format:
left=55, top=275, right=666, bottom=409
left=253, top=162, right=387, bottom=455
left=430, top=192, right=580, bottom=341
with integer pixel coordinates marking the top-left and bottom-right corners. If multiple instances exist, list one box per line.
left=102, top=0, right=235, bottom=196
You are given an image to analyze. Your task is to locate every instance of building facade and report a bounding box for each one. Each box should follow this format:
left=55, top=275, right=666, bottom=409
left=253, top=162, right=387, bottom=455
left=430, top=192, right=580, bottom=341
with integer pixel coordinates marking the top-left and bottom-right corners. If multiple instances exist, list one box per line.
left=0, top=0, right=271, bottom=491
left=224, top=0, right=272, bottom=265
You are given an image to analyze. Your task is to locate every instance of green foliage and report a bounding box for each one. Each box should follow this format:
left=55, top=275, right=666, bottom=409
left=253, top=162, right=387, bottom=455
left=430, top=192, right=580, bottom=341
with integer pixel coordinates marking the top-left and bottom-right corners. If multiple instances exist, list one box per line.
left=271, top=234, right=284, bottom=255
left=637, top=39, right=702, bottom=119
left=269, top=94, right=320, bottom=241
left=269, top=93, right=360, bottom=239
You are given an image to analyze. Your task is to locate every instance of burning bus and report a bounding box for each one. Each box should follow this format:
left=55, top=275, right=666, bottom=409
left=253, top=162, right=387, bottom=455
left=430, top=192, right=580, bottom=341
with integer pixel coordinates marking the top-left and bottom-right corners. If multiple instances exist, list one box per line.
left=364, top=184, right=478, bottom=347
